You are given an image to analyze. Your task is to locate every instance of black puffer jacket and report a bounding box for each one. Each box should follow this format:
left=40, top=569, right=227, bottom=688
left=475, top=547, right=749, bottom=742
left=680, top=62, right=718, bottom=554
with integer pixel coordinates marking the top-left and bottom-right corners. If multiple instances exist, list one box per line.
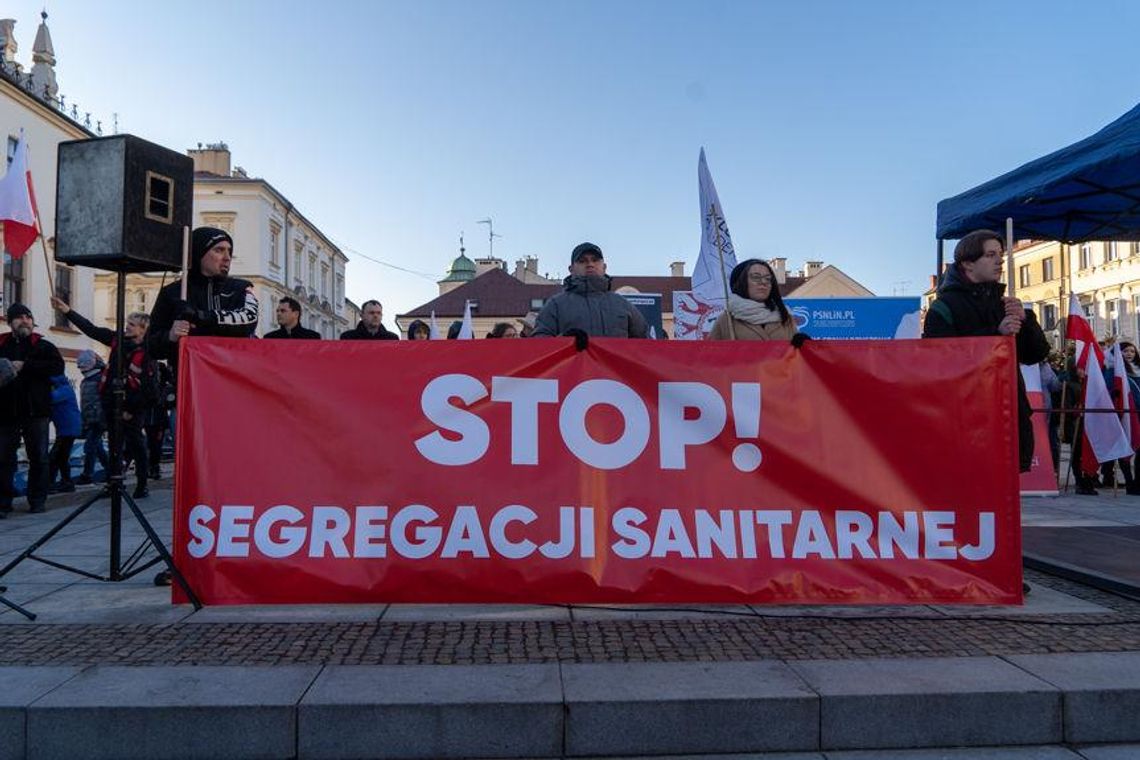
left=0, top=332, right=65, bottom=423
left=923, top=265, right=1051, bottom=471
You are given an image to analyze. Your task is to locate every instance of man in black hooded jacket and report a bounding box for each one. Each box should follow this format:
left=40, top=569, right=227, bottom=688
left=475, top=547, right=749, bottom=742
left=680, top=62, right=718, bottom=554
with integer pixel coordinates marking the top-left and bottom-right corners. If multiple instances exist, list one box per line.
left=147, top=226, right=259, bottom=373
left=923, top=229, right=1051, bottom=473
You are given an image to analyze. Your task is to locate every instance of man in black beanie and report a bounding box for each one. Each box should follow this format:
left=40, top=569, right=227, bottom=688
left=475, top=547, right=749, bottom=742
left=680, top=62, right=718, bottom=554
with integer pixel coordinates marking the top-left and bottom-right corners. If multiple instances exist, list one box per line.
left=0, top=303, right=64, bottom=517
left=147, top=226, right=259, bottom=372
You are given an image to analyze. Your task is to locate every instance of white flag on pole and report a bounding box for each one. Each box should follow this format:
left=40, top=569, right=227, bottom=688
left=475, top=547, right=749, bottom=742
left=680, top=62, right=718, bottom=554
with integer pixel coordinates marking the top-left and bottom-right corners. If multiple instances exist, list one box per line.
left=458, top=300, right=474, bottom=339
left=430, top=310, right=441, bottom=340
left=690, top=147, right=738, bottom=307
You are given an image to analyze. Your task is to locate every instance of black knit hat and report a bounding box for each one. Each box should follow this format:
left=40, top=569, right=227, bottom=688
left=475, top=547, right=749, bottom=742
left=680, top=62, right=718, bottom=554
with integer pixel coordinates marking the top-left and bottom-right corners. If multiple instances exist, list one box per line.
left=5, top=303, right=32, bottom=323
left=191, top=227, right=234, bottom=266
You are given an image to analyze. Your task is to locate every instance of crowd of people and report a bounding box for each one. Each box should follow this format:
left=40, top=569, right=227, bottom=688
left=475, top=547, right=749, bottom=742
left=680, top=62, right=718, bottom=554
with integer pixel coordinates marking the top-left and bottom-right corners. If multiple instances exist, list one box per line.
left=14, top=228, right=1081, bottom=525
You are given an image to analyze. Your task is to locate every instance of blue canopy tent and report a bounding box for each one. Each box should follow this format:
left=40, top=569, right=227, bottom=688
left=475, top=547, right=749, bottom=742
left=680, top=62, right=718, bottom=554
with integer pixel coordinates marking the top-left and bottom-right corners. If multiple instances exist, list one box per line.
left=936, top=103, right=1140, bottom=273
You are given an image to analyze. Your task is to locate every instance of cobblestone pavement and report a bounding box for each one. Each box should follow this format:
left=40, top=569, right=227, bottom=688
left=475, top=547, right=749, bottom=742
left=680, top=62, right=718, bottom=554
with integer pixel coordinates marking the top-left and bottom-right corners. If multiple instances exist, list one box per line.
left=3, top=484, right=1140, bottom=667
left=2, top=570, right=1138, bottom=667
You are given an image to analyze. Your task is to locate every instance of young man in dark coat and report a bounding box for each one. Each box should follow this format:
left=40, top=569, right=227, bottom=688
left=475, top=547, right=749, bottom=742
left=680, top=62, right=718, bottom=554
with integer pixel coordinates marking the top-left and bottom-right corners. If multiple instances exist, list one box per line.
left=340, top=300, right=399, bottom=340
left=147, top=226, right=259, bottom=372
left=0, top=304, right=65, bottom=516
left=264, top=296, right=321, bottom=339
left=923, top=229, right=1051, bottom=473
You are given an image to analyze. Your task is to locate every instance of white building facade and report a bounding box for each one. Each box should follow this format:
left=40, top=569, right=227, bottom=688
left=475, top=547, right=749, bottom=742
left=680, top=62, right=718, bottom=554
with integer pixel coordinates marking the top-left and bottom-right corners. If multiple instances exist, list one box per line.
left=1, top=13, right=104, bottom=376
left=94, top=145, right=350, bottom=339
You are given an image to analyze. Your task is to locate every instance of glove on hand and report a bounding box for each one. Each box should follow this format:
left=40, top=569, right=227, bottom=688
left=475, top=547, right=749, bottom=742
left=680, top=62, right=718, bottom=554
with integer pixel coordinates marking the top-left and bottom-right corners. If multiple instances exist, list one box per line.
left=562, top=328, right=589, bottom=352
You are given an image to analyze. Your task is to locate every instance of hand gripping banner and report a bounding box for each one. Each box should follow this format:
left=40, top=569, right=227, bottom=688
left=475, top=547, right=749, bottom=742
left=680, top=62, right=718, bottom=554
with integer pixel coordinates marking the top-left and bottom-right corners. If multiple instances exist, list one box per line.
left=173, top=336, right=1022, bottom=605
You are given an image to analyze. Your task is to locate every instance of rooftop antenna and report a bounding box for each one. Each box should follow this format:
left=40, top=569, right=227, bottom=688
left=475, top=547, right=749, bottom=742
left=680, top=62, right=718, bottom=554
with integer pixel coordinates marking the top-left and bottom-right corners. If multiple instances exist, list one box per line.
left=476, top=217, right=501, bottom=259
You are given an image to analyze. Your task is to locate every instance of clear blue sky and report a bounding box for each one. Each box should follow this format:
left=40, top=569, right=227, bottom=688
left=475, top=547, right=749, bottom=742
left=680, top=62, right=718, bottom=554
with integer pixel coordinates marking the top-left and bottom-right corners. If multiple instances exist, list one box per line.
left=7, top=0, right=1140, bottom=317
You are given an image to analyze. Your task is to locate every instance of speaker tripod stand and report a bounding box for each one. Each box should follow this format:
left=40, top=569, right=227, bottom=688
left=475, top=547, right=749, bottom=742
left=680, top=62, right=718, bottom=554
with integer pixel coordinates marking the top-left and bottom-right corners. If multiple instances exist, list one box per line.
left=0, top=270, right=200, bottom=620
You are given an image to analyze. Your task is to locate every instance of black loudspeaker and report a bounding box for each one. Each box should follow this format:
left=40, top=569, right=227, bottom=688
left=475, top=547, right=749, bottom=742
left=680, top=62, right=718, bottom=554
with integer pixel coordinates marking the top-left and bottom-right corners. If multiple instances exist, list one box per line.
left=55, top=134, right=193, bottom=273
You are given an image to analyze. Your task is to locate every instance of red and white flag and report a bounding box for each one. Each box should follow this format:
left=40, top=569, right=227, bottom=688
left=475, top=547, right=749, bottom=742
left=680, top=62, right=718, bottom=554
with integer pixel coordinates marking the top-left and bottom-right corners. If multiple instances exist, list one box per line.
left=1110, top=342, right=1140, bottom=448
left=1067, top=294, right=1131, bottom=473
left=0, top=130, right=40, bottom=258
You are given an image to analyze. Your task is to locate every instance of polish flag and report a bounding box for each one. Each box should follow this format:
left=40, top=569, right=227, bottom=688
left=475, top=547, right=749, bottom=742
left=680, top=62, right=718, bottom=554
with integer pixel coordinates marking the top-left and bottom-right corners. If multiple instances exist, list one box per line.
left=0, top=131, right=40, bottom=258
left=1067, top=294, right=1131, bottom=473
left=1110, top=342, right=1140, bottom=448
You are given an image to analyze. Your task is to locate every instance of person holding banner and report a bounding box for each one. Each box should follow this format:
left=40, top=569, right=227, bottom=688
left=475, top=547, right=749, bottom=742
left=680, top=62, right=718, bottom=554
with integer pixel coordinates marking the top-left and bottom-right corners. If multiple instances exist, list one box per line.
left=707, top=259, right=801, bottom=343
left=147, top=227, right=259, bottom=373
left=923, top=230, right=1050, bottom=473
left=533, top=243, right=648, bottom=339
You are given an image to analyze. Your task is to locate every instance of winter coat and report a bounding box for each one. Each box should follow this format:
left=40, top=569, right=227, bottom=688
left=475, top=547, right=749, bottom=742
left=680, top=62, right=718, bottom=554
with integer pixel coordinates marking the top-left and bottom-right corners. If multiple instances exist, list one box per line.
left=922, top=264, right=1051, bottom=471
left=264, top=325, right=322, bottom=340
left=63, top=310, right=155, bottom=417
left=532, top=274, right=649, bottom=338
left=79, top=365, right=105, bottom=434
left=0, top=331, right=65, bottom=424
left=340, top=322, right=399, bottom=340
left=147, top=269, right=259, bottom=371
left=707, top=312, right=797, bottom=341
left=49, top=374, right=82, bottom=437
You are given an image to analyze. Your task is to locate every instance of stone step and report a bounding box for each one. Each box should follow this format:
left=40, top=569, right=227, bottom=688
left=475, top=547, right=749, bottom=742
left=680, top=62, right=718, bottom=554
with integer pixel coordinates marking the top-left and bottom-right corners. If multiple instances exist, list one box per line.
left=1, top=653, right=1139, bottom=759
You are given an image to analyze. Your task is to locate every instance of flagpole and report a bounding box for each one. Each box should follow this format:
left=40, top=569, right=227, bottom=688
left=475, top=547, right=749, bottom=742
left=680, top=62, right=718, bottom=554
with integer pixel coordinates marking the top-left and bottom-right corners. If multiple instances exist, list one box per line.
left=33, top=216, right=55, bottom=300
left=711, top=202, right=736, bottom=339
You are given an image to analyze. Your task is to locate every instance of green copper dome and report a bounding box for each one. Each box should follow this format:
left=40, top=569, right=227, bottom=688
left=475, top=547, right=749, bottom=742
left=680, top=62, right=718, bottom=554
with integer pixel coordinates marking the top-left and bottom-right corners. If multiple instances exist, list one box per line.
left=442, top=252, right=476, bottom=282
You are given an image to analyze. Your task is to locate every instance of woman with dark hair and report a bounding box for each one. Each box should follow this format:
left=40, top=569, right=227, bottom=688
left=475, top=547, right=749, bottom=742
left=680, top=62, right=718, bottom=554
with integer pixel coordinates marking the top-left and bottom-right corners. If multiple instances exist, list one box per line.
left=406, top=320, right=430, bottom=340
left=707, top=259, right=798, bottom=341
left=486, top=322, right=518, bottom=339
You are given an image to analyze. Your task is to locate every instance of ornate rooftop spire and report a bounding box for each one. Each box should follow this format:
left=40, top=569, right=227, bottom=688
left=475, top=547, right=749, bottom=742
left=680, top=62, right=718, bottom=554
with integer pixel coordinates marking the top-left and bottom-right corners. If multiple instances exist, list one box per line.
left=30, top=9, right=57, bottom=100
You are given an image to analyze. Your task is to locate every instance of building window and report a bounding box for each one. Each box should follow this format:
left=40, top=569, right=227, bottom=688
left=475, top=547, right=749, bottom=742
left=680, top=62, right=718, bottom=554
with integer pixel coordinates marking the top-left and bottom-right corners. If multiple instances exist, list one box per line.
left=269, top=223, right=281, bottom=268
left=1106, top=241, right=1119, bottom=262
left=2, top=253, right=23, bottom=307
left=321, top=263, right=329, bottom=300
left=201, top=212, right=235, bottom=234
left=53, top=265, right=73, bottom=329
left=134, top=289, right=147, bottom=313
left=1042, top=303, right=1057, bottom=332
left=1041, top=258, right=1054, bottom=281
left=1133, top=242, right=1140, bottom=257
left=1018, top=264, right=1031, bottom=289
left=1107, top=300, right=1119, bottom=337
left=1134, top=296, right=1140, bottom=338
left=530, top=298, right=545, bottom=310
left=1079, top=243, right=1093, bottom=269
left=293, top=243, right=303, bottom=285
left=335, top=274, right=344, bottom=306
left=308, top=253, right=317, bottom=290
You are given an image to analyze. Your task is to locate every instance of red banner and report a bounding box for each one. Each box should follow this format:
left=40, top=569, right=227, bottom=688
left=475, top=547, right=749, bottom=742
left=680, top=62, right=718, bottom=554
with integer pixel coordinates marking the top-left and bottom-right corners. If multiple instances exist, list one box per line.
left=173, top=336, right=1022, bottom=605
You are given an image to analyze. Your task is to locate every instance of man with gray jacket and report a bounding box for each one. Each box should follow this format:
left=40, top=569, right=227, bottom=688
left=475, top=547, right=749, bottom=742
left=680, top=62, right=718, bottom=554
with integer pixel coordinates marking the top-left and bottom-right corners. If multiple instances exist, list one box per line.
left=533, top=242, right=649, bottom=339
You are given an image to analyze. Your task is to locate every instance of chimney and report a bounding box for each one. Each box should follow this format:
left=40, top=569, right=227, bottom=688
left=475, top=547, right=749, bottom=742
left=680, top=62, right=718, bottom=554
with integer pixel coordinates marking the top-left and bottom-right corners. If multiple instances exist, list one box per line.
left=670, top=261, right=685, bottom=277
left=769, top=257, right=787, bottom=284
left=804, top=260, right=823, bottom=278
left=526, top=256, right=538, bottom=275
left=188, top=142, right=231, bottom=176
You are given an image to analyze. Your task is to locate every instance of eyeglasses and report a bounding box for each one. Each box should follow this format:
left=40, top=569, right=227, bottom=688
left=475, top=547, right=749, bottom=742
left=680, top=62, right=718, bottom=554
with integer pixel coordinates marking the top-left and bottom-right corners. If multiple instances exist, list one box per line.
left=747, top=274, right=773, bottom=284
